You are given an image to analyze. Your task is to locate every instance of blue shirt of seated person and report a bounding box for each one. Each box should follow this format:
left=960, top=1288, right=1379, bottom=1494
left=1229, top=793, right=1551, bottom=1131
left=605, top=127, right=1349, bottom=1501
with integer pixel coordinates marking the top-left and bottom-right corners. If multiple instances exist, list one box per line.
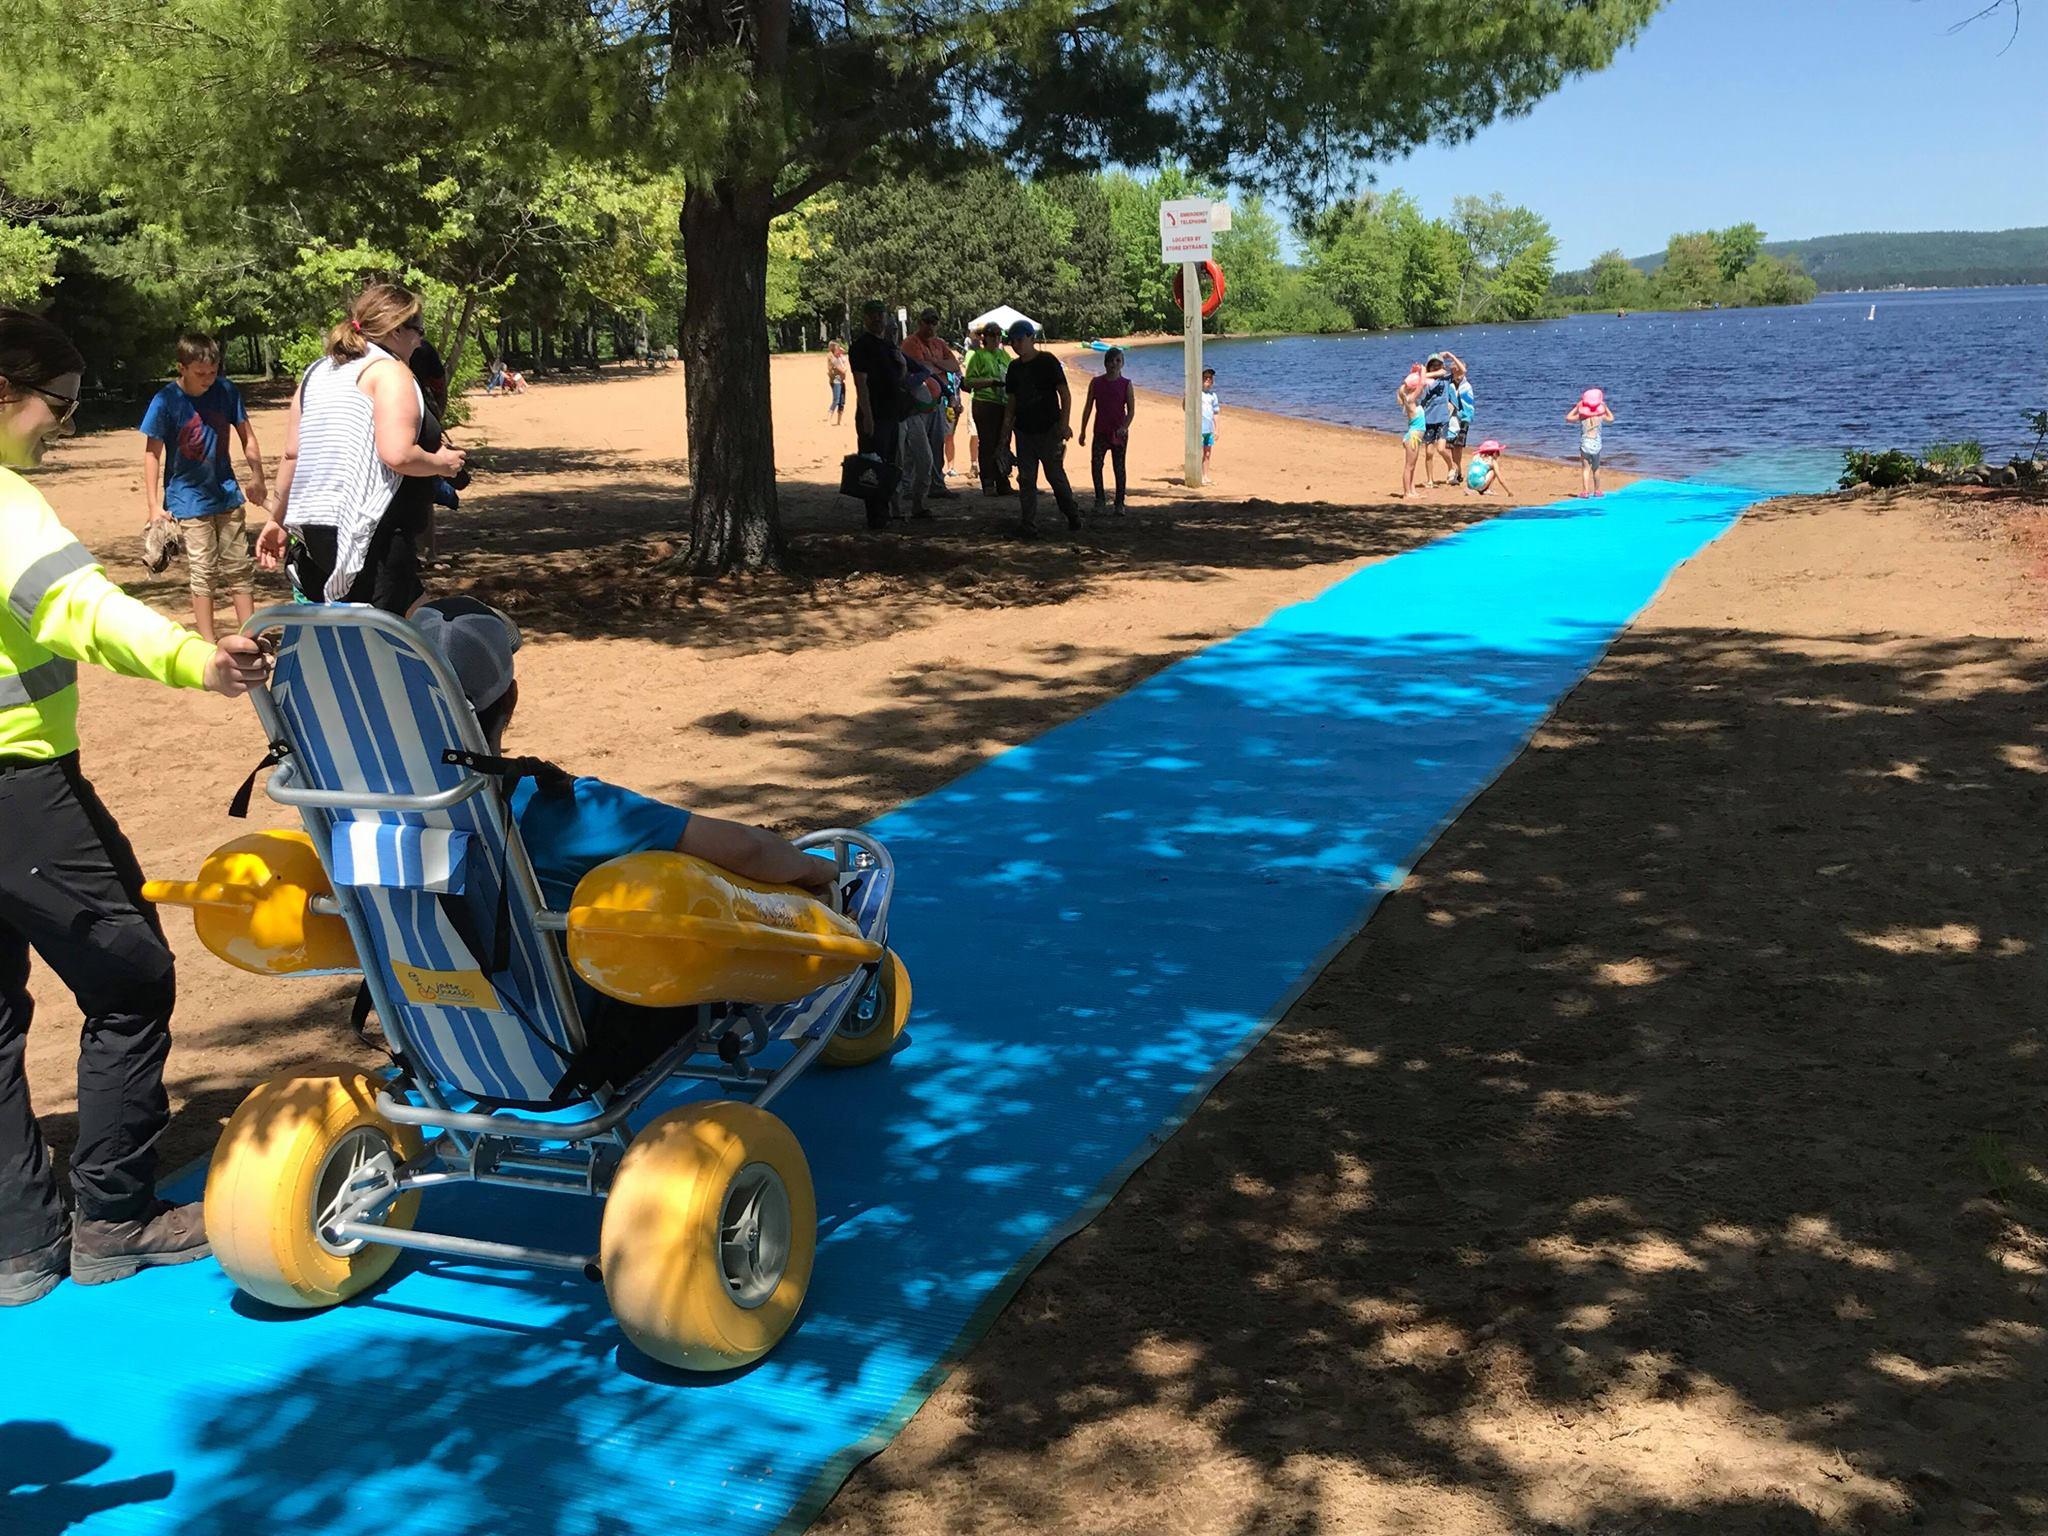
left=508, top=776, right=693, bottom=912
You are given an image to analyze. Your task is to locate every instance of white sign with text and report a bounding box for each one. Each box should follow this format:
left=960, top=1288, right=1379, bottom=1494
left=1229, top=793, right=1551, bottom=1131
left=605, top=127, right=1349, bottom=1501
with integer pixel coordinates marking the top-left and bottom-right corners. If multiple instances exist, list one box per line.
left=1159, top=198, right=1214, bottom=262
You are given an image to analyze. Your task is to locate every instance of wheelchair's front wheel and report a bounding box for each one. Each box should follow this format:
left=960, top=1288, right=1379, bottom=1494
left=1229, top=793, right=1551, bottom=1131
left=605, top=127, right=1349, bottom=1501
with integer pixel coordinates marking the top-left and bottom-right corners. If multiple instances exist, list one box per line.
left=601, top=1101, right=817, bottom=1371
left=820, top=948, right=911, bottom=1069
left=205, top=1068, right=424, bottom=1309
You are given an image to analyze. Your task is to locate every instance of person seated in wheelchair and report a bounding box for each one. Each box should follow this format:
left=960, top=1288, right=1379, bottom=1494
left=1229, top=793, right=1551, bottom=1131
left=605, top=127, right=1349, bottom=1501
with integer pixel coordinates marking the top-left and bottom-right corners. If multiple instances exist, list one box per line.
left=410, top=596, right=836, bottom=904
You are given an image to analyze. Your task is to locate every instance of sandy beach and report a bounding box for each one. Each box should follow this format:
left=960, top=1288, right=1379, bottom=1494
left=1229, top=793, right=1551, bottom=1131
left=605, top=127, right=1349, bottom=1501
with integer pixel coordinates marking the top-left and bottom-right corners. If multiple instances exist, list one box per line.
left=18, top=351, right=2048, bottom=1532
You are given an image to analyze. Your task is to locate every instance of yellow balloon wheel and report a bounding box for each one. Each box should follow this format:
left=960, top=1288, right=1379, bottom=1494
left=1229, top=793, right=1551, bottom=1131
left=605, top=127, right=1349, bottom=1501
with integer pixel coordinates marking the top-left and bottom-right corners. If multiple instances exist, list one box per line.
left=204, top=1068, right=423, bottom=1309
left=820, top=949, right=911, bottom=1069
left=601, top=1101, right=817, bottom=1371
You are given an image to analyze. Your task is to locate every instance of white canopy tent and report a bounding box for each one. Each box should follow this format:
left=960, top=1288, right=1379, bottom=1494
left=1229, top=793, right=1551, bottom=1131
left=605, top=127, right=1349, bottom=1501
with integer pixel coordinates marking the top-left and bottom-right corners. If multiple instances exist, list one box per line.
left=966, top=304, right=1040, bottom=338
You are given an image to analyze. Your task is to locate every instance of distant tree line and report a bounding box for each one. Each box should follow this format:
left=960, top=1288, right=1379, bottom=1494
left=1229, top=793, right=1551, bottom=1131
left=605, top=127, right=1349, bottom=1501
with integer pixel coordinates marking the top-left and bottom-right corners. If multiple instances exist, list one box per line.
left=1556, top=226, right=2048, bottom=301
left=794, top=167, right=1562, bottom=343
left=1552, top=223, right=1819, bottom=312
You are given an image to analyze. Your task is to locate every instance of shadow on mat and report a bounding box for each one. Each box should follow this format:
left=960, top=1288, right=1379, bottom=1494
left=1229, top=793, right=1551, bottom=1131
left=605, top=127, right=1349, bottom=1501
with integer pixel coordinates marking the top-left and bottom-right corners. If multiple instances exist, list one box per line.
left=804, top=626, right=2048, bottom=1536
left=0, top=1421, right=174, bottom=1535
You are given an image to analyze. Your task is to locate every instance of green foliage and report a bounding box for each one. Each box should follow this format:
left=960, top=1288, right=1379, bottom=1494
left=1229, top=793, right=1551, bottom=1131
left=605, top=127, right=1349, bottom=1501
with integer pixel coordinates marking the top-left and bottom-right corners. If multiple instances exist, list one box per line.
left=1713, top=222, right=1764, bottom=284
left=0, top=221, right=63, bottom=309
left=1839, top=449, right=1920, bottom=489
left=1557, top=223, right=1820, bottom=314
left=1922, top=440, right=1985, bottom=471
left=2024, top=410, right=2047, bottom=457
left=1449, top=195, right=1558, bottom=321
left=1586, top=248, right=1652, bottom=310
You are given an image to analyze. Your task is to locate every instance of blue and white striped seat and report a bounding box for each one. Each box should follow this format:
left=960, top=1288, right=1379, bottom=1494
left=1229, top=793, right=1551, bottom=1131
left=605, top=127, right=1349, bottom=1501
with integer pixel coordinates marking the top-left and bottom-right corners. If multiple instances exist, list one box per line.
left=268, top=618, right=586, bottom=1106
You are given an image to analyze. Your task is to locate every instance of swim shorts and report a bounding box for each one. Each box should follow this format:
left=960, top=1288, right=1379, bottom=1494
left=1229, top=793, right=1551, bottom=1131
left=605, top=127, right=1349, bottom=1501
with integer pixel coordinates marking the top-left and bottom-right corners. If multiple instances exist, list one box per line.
left=1202, top=432, right=1215, bottom=449
left=1422, top=422, right=1449, bottom=444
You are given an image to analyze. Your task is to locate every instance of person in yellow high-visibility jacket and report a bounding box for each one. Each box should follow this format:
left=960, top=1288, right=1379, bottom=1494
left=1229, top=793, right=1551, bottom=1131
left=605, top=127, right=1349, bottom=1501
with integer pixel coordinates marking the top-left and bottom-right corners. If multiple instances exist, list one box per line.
left=0, top=308, right=270, bottom=1307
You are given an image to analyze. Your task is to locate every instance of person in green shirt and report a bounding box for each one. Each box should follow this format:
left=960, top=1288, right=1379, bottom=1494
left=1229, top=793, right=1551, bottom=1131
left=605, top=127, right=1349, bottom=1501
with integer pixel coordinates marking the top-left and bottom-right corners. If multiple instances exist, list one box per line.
left=961, top=322, right=1014, bottom=496
left=0, top=307, right=271, bottom=1307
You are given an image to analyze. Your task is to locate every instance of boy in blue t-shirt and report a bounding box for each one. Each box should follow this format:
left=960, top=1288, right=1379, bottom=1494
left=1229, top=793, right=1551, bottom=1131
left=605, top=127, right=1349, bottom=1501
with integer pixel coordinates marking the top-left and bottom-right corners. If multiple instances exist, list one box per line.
left=139, top=333, right=267, bottom=642
left=409, top=598, right=836, bottom=910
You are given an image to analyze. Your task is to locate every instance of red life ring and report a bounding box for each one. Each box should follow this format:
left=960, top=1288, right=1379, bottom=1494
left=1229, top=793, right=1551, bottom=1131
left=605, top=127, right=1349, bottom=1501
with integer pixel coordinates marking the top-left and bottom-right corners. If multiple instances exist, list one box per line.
left=1172, top=260, right=1226, bottom=319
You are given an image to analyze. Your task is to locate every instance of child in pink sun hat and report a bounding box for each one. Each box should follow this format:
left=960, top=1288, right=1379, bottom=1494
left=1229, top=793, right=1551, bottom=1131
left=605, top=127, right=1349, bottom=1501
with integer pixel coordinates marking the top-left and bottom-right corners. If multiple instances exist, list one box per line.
left=1566, top=388, right=1615, bottom=497
left=1465, top=439, right=1509, bottom=497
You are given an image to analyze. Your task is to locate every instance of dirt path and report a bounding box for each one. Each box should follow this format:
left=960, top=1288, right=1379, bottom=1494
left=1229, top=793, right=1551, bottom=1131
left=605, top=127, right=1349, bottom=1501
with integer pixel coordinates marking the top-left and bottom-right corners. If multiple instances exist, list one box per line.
left=20, top=359, right=2047, bottom=1533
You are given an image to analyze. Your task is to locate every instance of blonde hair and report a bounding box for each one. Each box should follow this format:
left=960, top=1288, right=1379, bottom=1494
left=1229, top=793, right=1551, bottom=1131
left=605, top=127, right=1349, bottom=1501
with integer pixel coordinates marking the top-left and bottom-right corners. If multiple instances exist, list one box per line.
left=325, top=282, right=423, bottom=363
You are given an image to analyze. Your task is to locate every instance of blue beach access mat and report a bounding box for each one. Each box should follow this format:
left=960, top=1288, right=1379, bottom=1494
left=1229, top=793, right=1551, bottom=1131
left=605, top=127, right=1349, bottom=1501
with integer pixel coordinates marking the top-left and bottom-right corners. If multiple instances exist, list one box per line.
left=1, top=479, right=1762, bottom=1535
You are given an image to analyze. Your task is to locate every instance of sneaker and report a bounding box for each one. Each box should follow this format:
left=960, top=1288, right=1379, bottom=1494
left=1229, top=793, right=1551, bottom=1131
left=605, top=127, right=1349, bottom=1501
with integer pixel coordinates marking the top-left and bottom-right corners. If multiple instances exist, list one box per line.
left=1064, top=508, right=1083, bottom=531
left=1011, top=525, right=1041, bottom=541
left=929, top=488, right=958, bottom=500
left=0, top=1232, right=68, bottom=1307
left=1113, top=500, right=1127, bottom=515
left=1091, top=496, right=1104, bottom=515
left=70, top=1199, right=211, bottom=1286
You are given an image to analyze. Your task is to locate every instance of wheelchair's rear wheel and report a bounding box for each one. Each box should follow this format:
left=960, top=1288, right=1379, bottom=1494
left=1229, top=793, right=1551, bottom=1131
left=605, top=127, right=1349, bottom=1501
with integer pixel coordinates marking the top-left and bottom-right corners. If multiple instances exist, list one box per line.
left=601, top=1101, right=817, bottom=1370
left=820, top=948, right=911, bottom=1069
left=205, top=1067, right=423, bottom=1309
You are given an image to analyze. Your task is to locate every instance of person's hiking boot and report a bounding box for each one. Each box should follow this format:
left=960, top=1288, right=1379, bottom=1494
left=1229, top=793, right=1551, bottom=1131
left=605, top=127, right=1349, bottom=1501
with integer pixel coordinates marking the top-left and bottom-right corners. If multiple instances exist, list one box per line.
left=70, top=1199, right=211, bottom=1286
left=1064, top=507, right=1083, bottom=531
left=0, top=1232, right=68, bottom=1307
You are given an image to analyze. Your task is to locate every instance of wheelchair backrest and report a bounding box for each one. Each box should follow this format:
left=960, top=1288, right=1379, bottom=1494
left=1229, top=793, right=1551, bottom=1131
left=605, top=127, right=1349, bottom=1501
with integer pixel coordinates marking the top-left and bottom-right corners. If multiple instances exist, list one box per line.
left=261, top=608, right=587, bottom=1106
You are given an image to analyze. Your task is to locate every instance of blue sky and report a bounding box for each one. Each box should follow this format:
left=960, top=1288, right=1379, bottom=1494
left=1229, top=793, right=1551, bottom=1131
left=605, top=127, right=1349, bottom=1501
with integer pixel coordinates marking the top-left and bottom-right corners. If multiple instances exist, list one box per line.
left=1335, top=0, right=2048, bottom=269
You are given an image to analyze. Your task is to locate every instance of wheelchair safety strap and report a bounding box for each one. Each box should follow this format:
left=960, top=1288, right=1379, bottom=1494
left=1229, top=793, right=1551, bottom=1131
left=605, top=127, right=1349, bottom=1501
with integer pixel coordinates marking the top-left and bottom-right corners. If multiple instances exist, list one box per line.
left=228, top=742, right=289, bottom=820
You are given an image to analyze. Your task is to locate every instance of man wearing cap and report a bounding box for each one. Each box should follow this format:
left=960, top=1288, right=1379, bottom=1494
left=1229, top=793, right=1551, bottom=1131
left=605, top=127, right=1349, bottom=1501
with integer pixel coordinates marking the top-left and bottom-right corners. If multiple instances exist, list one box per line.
left=999, top=320, right=1081, bottom=537
left=846, top=301, right=905, bottom=530
left=900, top=310, right=961, bottom=504
left=961, top=323, right=1013, bottom=495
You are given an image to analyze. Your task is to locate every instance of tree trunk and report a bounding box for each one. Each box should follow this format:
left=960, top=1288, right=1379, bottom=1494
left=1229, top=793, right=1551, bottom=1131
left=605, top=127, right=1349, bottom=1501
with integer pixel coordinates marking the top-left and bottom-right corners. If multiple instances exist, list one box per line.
left=679, top=181, right=782, bottom=575
left=442, top=291, right=480, bottom=385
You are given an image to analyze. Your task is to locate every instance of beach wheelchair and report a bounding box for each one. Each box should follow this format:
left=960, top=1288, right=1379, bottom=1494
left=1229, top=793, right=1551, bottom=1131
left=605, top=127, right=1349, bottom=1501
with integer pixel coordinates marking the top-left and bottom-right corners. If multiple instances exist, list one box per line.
left=144, top=604, right=907, bottom=1369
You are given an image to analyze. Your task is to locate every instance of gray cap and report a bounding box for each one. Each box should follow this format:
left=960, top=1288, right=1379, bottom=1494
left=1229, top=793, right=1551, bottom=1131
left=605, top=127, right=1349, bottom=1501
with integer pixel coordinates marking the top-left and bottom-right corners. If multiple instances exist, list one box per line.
left=411, top=596, right=521, bottom=712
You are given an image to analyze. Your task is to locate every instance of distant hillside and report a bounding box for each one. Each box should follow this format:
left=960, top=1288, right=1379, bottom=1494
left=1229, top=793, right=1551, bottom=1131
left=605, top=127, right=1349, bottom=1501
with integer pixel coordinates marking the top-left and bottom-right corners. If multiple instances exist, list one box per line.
left=1628, top=227, right=2047, bottom=291
left=1557, top=227, right=2048, bottom=294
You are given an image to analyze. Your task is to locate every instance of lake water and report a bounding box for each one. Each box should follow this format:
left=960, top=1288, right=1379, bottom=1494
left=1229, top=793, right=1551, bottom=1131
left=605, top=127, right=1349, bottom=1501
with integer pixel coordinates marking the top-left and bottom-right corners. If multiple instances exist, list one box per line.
left=1115, top=287, right=2048, bottom=493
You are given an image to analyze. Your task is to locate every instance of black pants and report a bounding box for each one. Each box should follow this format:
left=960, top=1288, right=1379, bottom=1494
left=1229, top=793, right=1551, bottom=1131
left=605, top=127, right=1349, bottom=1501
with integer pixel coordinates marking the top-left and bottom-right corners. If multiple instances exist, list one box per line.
left=0, top=757, right=178, bottom=1259
left=1014, top=429, right=1078, bottom=531
left=971, top=399, right=1012, bottom=491
left=1091, top=436, right=1128, bottom=504
left=857, top=418, right=901, bottom=530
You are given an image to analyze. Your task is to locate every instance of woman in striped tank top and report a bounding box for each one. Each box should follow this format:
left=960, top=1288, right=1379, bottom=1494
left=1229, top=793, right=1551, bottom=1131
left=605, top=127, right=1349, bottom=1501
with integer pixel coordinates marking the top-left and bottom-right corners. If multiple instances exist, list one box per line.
left=254, top=283, right=466, bottom=612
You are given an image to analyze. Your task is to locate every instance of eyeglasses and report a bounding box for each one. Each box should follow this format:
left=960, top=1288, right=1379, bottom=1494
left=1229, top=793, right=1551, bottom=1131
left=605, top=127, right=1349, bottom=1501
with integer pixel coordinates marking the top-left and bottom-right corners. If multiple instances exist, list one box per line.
left=399, top=319, right=425, bottom=336
left=12, top=382, right=79, bottom=426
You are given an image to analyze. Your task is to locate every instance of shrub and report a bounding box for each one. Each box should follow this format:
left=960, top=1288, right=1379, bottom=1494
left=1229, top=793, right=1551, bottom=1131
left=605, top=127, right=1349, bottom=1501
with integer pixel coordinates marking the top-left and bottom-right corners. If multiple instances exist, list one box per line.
left=1839, top=449, right=1917, bottom=490
left=1922, top=439, right=1985, bottom=471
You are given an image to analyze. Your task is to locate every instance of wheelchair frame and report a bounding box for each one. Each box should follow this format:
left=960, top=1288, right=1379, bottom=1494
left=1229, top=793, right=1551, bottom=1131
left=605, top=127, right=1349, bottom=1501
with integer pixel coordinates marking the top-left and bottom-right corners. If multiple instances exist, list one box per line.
left=241, top=602, right=894, bottom=1281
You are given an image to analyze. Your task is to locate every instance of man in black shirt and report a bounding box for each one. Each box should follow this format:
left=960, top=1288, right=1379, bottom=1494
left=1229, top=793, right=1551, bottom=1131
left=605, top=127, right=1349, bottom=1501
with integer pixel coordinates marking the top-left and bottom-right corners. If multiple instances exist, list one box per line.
left=999, top=320, right=1079, bottom=537
left=846, top=300, right=904, bottom=530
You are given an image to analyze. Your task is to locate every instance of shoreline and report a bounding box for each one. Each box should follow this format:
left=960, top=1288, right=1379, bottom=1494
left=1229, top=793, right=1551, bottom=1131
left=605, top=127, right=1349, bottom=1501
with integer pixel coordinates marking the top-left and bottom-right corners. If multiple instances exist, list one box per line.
left=1048, top=341, right=1634, bottom=495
